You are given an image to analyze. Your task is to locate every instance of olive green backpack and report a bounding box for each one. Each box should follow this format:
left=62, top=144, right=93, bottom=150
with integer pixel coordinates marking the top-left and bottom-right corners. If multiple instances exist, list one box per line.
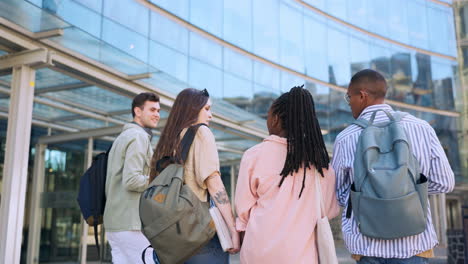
left=139, top=124, right=215, bottom=264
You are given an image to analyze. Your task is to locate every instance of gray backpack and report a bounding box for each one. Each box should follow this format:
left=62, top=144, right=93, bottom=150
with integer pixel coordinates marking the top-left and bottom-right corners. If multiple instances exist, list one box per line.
left=139, top=124, right=216, bottom=264
left=348, top=110, right=428, bottom=239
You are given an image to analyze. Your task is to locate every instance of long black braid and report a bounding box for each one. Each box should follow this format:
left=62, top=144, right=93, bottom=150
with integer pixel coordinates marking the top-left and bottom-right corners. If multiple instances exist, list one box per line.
left=272, top=85, right=330, bottom=198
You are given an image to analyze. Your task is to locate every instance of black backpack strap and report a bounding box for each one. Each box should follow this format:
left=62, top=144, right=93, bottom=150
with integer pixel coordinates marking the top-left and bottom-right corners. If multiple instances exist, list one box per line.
left=94, top=223, right=100, bottom=258
left=141, top=245, right=152, bottom=264
left=180, top=123, right=207, bottom=162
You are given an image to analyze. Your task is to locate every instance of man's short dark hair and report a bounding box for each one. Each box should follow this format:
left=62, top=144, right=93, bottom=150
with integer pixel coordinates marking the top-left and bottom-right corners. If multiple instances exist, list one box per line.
left=131, top=92, right=160, bottom=117
left=350, top=69, right=387, bottom=99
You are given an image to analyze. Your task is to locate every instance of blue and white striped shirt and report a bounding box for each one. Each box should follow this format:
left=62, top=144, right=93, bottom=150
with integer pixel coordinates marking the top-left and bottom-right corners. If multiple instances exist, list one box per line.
left=332, top=104, right=455, bottom=259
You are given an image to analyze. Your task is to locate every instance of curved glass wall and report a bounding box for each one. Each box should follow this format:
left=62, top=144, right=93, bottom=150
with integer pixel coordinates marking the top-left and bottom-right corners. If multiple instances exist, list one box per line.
left=21, top=0, right=460, bottom=174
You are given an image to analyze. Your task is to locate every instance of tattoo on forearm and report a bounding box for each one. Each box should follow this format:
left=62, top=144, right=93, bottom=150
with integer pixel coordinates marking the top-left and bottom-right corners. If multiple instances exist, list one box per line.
left=214, top=189, right=230, bottom=204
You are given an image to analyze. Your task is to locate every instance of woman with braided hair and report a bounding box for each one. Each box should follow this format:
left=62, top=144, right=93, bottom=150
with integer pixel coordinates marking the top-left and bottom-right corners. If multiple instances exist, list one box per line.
left=235, top=85, right=340, bottom=263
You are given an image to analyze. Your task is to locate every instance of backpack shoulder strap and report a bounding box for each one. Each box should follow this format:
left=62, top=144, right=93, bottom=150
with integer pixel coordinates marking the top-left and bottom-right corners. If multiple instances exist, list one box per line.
left=392, top=111, right=408, bottom=122
left=352, top=118, right=370, bottom=129
left=180, top=123, right=207, bottom=162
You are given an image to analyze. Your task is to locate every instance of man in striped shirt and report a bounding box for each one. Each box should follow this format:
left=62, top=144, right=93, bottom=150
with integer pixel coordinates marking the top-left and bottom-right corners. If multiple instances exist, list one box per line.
left=332, top=69, right=455, bottom=264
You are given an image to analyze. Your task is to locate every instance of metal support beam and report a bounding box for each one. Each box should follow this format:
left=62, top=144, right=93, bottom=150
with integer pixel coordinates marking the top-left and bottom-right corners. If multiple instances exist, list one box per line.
left=33, top=28, right=64, bottom=40
left=0, top=48, right=50, bottom=70
left=438, top=193, right=448, bottom=246
left=0, top=65, right=36, bottom=264
left=26, top=144, right=46, bottom=264
left=127, top=72, right=152, bottom=81
left=38, top=125, right=123, bottom=144
left=34, top=81, right=89, bottom=94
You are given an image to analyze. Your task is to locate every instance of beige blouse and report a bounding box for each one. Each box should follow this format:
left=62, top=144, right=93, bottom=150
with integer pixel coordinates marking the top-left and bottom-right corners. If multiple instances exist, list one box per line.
left=181, top=125, right=220, bottom=202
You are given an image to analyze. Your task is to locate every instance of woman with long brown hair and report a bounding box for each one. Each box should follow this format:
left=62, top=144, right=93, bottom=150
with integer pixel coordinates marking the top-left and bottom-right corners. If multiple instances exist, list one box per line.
left=150, top=88, right=239, bottom=263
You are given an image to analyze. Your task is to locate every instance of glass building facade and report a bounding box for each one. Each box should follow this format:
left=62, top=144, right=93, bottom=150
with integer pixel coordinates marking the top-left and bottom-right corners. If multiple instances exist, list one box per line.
left=0, top=0, right=464, bottom=263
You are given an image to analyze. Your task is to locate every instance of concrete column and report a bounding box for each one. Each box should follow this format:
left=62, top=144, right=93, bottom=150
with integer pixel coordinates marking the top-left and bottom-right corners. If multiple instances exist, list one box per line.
left=26, top=144, right=46, bottom=264
left=0, top=65, right=36, bottom=264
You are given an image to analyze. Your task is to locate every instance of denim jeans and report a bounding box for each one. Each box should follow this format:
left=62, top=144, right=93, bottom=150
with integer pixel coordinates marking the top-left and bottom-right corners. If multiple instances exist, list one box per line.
left=153, top=235, right=229, bottom=264
left=357, top=256, right=429, bottom=264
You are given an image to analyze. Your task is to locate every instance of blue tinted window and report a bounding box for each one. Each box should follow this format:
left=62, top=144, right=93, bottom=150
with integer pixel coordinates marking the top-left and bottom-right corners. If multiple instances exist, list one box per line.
left=280, top=72, right=304, bottom=93
left=427, top=4, right=451, bottom=55
left=149, top=0, right=189, bottom=20
left=279, top=2, right=304, bottom=72
left=431, top=59, right=455, bottom=110
left=253, top=0, right=279, bottom=62
left=304, top=13, right=328, bottom=81
left=388, top=0, right=409, bottom=44
left=327, top=23, right=350, bottom=86
left=74, top=0, right=102, bottom=13
left=369, top=40, right=391, bottom=79
left=190, top=0, right=223, bottom=37
left=303, top=0, right=325, bottom=10
left=150, top=12, right=188, bottom=53
left=254, top=62, right=280, bottom=91
left=224, top=73, right=253, bottom=99
left=407, top=0, right=429, bottom=50
left=347, top=0, right=368, bottom=29
left=189, top=59, right=223, bottom=98
left=56, top=0, right=101, bottom=38
left=189, top=32, right=222, bottom=68
left=103, top=0, right=149, bottom=37
left=224, top=0, right=252, bottom=50
left=224, top=48, right=253, bottom=81
left=368, top=0, right=388, bottom=37
left=102, top=19, right=148, bottom=63
left=149, top=41, right=188, bottom=83
left=350, top=34, right=370, bottom=75
left=326, top=0, right=347, bottom=21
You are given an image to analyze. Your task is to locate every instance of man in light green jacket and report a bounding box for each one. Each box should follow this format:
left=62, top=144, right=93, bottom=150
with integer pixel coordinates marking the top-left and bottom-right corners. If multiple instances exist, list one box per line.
left=104, top=92, right=160, bottom=263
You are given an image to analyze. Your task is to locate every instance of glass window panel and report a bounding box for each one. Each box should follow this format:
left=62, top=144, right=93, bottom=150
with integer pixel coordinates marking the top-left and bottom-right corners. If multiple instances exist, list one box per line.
left=369, top=40, right=391, bottom=80
left=326, top=0, right=347, bottom=21
left=388, top=46, right=413, bottom=103
left=432, top=59, right=455, bottom=110
left=459, top=5, right=468, bottom=40
left=223, top=73, right=253, bottom=99
left=0, top=0, right=70, bottom=32
left=447, top=9, right=457, bottom=57
left=34, top=68, right=80, bottom=89
left=149, top=41, right=188, bottom=83
left=254, top=62, right=280, bottom=91
left=190, top=0, right=223, bottom=37
left=304, top=13, right=328, bottom=81
left=50, top=27, right=150, bottom=75
left=368, top=0, right=388, bottom=37
left=407, top=0, right=429, bottom=50
left=280, top=71, right=304, bottom=93
left=427, top=4, right=450, bottom=55
left=102, top=18, right=149, bottom=63
left=279, top=2, right=304, bottom=72
left=56, top=0, right=101, bottom=38
left=350, top=35, right=370, bottom=76
left=33, top=103, right=75, bottom=119
left=347, top=0, right=368, bottom=29
left=189, top=32, right=222, bottom=68
left=189, top=59, right=223, bottom=98
left=27, top=0, right=42, bottom=7
left=149, top=0, right=189, bottom=20
left=388, top=0, right=409, bottom=44
left=410, top=52, right=432, bottom=107
left=63, top=118, right=107, bottom=129
left=74, top=0, right=102, bottom=13
left=253, top=0, right=280, bottom=62
left=303, top=0, right=325, bottom=10
left=224, top=0, right=252, bottom=50
left=223, top=48, right=253, bottom=81
left=44, top=86, right=132, bottom=113
left=103, top=0, right=149, bottom=36
left=327, top=23, right=350, bottom=86
left=150, top=12, right=188, bottom=53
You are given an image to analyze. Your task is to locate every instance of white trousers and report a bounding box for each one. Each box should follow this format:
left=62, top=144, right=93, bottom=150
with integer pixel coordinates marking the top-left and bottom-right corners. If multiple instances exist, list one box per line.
left=106, top=231, right=153, bottom=264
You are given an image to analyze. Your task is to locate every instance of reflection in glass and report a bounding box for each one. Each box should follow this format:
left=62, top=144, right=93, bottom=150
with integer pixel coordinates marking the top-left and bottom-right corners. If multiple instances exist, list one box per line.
left=253, top=0, right=280, bottom=62
left=189, top=59, right=223, bottom=98
left=190, top=0, right=222, bottom=37
left=279, top=2, right=304, bottom=72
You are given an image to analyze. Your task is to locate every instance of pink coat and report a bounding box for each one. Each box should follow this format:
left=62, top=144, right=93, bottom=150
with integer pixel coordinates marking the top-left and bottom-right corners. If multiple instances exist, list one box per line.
left=235, top=135, right=340, bottom=264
